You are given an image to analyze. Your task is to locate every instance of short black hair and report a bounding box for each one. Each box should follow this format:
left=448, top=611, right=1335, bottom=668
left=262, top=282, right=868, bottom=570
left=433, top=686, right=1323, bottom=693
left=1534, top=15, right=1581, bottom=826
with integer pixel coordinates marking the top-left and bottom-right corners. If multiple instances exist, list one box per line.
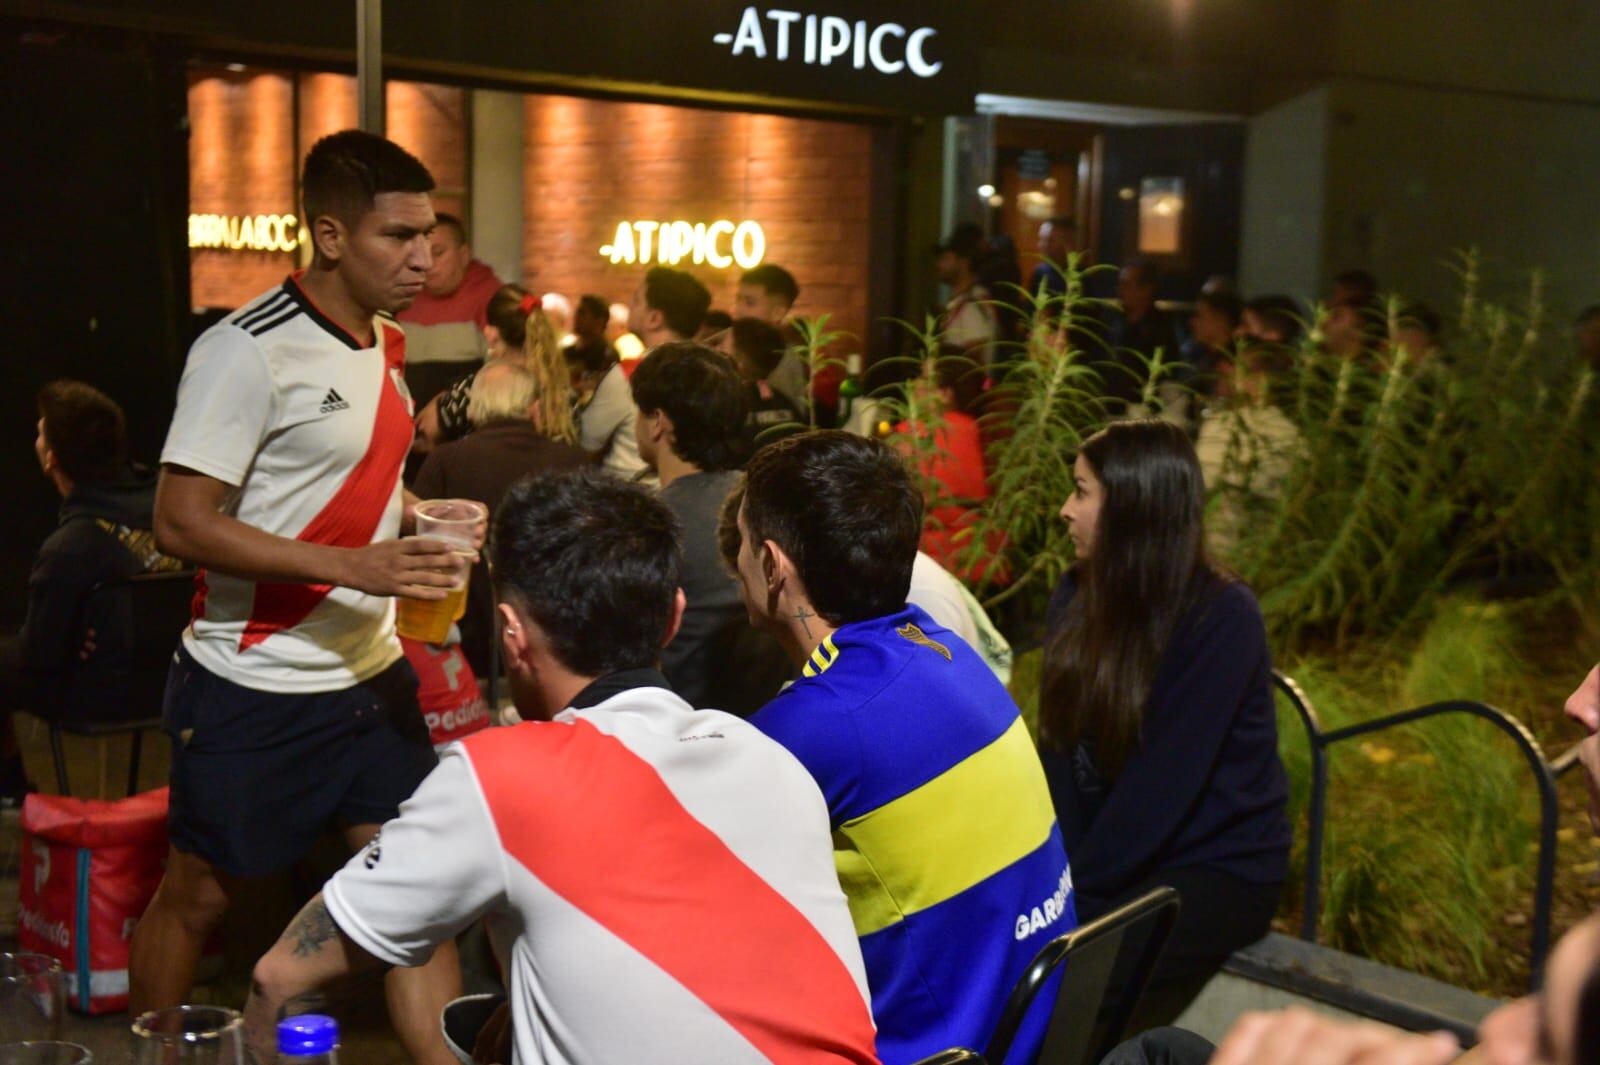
left=1244, top=294, right=1305, bottom=346
left=1122, top=257, right=1159, bottom=290
left=741, top=431, right=922, bottom=626
left=702, top=309, right=733, bottom=334
left=1397, top=301, right=1442, bottom=340
left=1196, top=289, right=1243, bottom=328
left=301, top=130, right=435, bottom=232
left=1332, top=268, right=1378, bottom=306
left=729, top=317, right=787, bottom=380
left=577, top=294, right=609, bottom=324
left=938, top=222, right=985, bottom=267
left=491, top=469, right=682, bottom=677
left=631, top=342, right=750, bottom=472
left=431, top=211, right=466, bottom=244
left=933, top=348, right=984, bottom=412
left=644, top=267, right=712, bottom=340
left=37, top=379, right=126, bottom=484
left=739, top=264, right=800, bottom=308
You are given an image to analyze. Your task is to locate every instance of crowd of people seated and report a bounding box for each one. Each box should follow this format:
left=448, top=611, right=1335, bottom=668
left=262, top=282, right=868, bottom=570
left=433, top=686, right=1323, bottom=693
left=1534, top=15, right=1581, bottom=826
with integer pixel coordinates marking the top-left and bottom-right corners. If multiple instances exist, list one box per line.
left=6, top=126, right=1600, bottom=1065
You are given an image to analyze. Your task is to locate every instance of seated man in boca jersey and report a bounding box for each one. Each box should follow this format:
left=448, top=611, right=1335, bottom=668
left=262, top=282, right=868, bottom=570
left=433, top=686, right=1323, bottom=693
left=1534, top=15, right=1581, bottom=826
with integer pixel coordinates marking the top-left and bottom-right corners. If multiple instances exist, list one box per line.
left=730, top=430, right=1076, bottom=1065
left=242, top=469, right=879, bottom=1065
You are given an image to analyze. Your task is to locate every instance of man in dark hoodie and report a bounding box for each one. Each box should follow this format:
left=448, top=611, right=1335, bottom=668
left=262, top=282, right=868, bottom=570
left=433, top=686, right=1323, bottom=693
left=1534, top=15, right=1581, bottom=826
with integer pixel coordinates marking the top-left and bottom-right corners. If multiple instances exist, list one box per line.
left=0, top=380, right=179, bottom=800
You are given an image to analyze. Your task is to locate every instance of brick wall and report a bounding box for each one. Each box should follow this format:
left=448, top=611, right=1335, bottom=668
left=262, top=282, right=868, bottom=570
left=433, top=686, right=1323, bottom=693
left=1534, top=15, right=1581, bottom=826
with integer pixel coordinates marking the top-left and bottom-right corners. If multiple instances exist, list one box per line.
left=187, top=71, right=296, bottom=309
left=188, top=67, right=467, bottom=310
left=521, top=94, right=874, bottom=347
left=187, top=72, right=874, bottom=329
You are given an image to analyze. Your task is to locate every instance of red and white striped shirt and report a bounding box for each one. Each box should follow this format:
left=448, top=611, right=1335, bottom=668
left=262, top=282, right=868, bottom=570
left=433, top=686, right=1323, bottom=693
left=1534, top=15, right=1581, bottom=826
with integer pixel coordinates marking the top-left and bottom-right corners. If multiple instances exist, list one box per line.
left=325, top=682, right=879, bottom=1064
left=160, top=275, right=414, bottom=692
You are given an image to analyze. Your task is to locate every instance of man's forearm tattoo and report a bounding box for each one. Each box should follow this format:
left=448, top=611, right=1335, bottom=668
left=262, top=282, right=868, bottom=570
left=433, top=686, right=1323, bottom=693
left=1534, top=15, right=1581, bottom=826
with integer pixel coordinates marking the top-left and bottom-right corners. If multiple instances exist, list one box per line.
left=282, top=900, right=339, bottom=958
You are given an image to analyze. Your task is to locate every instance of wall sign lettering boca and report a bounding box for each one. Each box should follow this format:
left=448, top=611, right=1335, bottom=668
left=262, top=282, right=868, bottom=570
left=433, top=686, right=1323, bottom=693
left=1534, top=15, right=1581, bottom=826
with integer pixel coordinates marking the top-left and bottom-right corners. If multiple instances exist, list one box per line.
left=712, top=7, right=944, bottom=78
left=600, top=220, right=766, bottom=270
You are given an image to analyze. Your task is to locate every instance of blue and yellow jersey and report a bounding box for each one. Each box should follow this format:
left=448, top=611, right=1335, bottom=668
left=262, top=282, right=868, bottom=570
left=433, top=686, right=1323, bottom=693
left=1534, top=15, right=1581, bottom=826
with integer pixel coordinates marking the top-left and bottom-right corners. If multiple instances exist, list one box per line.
left=753, top=605, right=1076, bottom=1065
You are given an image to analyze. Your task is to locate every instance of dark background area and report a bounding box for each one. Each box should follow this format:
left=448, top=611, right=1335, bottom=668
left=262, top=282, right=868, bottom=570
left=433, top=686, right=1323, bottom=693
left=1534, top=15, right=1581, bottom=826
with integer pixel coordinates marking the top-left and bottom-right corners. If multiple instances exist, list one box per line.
left=1, top=28, right=191, bottom=623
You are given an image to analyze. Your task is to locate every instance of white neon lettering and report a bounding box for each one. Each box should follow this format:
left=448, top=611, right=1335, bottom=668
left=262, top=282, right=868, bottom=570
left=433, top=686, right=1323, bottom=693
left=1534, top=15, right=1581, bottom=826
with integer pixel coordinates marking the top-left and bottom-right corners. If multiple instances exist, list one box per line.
left=600, top=220, right=636, bottom=264
left=188, top=213, right=300, bottom=252
left=818, top=15, right=850, bottom=65
left=600, top=220, right=763, bottom=269
left=730, top=5, right=767, bottom=57
left=868, top=22, right=905, bottom=74
left=713, top=11, right=942, bottom=80
left=906, top=26, right=942, bottom=77
left=632, top=220, right=659, bottom=263
left=766, top=9, right=800, bottom=60
left=705, top=220, right=735, bottom=269
left=665, top=221, right=695, bottom=265
left=732, top=221, right=765, bottom=270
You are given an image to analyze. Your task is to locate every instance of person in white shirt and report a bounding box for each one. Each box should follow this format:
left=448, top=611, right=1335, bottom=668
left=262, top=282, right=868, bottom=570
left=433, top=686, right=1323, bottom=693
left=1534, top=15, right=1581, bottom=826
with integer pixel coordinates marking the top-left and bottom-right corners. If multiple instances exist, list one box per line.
left=242, top=469, right=877, bottom=1065
left=130, top=130, right=465, bottom=1065
left=936, top=224, right=998, bottom=364
left=908, top=550, right=1014, bottom=685
left=579, top=267, right=710, bottom=480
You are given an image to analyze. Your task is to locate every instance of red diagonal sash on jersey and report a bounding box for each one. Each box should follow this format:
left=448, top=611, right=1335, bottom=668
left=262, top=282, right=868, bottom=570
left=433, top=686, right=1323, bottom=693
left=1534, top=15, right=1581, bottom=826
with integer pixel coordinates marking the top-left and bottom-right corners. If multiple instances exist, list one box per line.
left=238, top=323, right=410, bottom=652
left=467, top=721, right=879, bottom=1064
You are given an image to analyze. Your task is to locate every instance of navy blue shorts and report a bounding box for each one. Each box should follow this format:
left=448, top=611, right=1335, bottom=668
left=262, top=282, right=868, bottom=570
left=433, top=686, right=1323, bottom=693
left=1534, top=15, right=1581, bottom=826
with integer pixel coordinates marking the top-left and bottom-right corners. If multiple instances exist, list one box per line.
left=162, top=647, right=437, bottom=879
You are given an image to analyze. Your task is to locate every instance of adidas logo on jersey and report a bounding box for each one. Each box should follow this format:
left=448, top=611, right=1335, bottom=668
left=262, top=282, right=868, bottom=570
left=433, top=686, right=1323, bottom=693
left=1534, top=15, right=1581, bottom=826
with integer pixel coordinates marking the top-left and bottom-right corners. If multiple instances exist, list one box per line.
left=319, top=388, right=350, bottom=413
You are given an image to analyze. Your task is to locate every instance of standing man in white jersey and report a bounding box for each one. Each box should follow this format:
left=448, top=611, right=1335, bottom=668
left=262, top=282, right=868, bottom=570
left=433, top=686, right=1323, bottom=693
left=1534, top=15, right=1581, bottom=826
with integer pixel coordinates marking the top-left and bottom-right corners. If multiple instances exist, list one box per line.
left=130, top=130, right=464, bottom=1064
left=241, top=469, right=879, bottom=1065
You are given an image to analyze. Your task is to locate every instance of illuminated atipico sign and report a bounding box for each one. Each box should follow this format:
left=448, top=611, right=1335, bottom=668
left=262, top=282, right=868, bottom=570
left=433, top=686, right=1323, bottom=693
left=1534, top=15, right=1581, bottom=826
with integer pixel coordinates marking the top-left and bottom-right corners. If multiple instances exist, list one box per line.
left=188, top=213, right=301, bottom=252
left=600, top=220, right=765, bottom=270
left=712, top=7, right=943, bottom=78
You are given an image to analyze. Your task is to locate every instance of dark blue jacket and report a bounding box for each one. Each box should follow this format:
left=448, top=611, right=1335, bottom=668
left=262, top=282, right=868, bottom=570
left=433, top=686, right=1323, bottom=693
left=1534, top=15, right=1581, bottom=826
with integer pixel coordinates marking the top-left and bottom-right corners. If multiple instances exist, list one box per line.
left=1040, top=573, right=1290, bottom=912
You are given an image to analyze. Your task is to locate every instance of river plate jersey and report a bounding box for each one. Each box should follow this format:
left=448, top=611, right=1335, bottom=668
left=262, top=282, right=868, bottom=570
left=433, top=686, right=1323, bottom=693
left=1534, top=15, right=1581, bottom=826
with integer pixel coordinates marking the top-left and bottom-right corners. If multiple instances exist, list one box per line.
left=325, top=684, right=878, bottom=1065
left=752, top=605, right=1076, bottom=1065
left=160, top=275, right=413, bottom=693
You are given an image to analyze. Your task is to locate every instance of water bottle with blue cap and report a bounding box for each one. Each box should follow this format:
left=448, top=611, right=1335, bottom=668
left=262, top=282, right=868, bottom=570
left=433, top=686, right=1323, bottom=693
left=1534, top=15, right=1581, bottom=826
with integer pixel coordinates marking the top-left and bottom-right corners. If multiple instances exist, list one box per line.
left=276, top=1014, right=338, bottom=1065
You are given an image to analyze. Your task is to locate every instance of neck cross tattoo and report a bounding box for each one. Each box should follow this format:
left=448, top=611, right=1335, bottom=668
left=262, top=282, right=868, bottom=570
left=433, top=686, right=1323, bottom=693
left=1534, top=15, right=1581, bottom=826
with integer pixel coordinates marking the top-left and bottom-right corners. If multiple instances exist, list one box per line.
left=794, top=607, right=815, bottom=638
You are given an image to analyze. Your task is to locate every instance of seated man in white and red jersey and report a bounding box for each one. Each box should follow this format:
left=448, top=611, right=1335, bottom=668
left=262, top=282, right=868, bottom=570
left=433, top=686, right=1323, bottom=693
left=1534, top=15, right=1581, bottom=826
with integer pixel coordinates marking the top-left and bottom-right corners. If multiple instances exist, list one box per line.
left=242, top=468, right=879, bottom=1065
left=130, top=129, right=467, bottom=1065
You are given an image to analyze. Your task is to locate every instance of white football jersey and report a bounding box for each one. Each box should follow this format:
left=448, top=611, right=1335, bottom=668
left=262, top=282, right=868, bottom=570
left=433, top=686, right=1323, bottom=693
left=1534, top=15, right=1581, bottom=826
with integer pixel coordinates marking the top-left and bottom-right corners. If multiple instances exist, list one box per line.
left=325, top=684, right=878, bottom=1065
left=161, top=275, right=414, bottom=692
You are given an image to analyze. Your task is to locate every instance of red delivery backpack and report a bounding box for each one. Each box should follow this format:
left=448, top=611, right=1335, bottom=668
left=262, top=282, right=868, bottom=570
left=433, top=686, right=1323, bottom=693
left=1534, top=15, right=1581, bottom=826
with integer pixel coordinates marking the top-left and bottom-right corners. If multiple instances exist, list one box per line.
left=401, top=637, right=491, bottom=747
left=19, top=788, right=170, bottom=1014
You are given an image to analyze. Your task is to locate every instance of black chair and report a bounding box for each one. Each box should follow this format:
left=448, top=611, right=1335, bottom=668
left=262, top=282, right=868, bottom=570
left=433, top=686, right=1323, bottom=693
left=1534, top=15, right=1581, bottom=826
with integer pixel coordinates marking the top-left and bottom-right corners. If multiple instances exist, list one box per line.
left=985, top=886, right=1181, bottom=1065
left=37, top=569, right=194, bottom=797
left=912, top=1051, right=987, bottom=1065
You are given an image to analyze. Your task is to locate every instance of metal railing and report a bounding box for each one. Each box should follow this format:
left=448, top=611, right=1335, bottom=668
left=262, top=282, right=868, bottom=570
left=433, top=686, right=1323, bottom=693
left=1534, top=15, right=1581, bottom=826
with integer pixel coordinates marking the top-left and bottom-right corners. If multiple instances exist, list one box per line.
left=1272, top=671, right=1586, bottom=990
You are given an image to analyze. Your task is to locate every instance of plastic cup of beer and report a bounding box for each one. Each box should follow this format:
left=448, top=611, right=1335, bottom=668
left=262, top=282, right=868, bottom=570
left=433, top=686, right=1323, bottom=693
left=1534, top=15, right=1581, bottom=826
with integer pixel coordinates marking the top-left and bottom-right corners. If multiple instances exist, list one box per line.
left=395, top=499, right=485, bottom=645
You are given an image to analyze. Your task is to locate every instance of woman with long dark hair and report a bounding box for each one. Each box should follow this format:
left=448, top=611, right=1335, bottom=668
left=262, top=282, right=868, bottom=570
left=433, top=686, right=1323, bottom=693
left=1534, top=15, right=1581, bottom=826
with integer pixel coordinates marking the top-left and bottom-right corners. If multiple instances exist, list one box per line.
left=1040, top=418, right=1289, bottom=1021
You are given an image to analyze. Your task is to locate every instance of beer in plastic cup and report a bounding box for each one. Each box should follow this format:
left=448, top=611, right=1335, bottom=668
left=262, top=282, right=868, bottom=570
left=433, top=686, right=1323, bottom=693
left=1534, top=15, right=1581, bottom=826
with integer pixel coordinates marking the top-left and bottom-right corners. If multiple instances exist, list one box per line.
left=395, top=499, right=485, bottom=645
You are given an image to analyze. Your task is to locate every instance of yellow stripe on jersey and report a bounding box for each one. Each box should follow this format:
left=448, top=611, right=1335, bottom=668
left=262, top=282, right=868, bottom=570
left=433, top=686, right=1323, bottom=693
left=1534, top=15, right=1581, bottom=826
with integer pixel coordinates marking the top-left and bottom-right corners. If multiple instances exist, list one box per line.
left=831, top=716, right=1056, bottom=936
left=801, top=634, right=841, bottom=678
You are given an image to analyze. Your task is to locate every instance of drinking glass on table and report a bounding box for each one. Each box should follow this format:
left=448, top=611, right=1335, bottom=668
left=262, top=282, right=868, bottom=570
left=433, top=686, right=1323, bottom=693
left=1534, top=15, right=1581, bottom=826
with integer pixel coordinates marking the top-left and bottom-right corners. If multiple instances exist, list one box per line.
left=131, top=1006, right=245, bottom=1065
left=396, top=498, right=486, bottom=645
left=0, top=954, right=64, bottom=1043
left=0, top=1042, right=91, bottom=1065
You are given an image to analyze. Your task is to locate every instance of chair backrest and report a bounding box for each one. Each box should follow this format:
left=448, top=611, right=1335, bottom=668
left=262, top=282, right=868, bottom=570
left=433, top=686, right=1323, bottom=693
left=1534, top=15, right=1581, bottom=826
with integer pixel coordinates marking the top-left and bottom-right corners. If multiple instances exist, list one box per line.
left=60, top=569, right=195, bottom=725
left=984, top=886, right=1181, bottom=1065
